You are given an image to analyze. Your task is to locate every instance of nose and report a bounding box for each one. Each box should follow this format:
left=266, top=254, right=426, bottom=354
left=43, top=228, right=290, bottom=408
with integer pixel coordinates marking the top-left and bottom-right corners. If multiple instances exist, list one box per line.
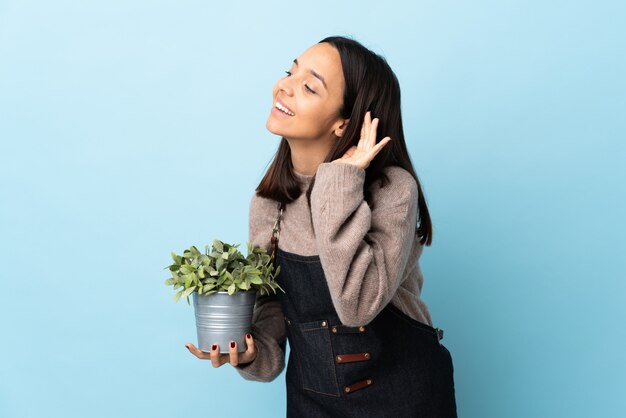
left=276, top=76, right=294, bottom=96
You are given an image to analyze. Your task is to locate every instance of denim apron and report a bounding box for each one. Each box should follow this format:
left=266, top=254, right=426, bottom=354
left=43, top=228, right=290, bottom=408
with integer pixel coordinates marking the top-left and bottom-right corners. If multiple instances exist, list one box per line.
left=270, top=202, right=458, bottom=418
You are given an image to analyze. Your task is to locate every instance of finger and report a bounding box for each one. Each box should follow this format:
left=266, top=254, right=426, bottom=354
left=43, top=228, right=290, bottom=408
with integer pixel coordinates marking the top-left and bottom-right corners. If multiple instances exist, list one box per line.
left=371, top=137, right=392, bottom=156
left=228, top=340, right=240, bottom=366
left=210, top=344, right=223, bottom=368
left=245, top=333, right=256, bottom=355
left=185, top=342, right=210, bottom=360
left=364, top=111, right=372, bottom=148
left=368, top=118, right=379, bottom=149
left=239, top=333, right=257, bottom=364
left=360, top=112, right=366, bottom=141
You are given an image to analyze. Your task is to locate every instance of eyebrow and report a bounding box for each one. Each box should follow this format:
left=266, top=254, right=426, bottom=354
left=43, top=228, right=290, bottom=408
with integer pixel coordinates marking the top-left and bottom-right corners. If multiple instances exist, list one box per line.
left=293, top=58, right=327, bottom=90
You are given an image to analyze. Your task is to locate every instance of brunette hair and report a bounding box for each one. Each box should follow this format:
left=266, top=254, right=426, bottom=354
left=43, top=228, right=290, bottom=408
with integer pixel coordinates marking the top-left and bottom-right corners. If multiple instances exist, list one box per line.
left=255, top=35, right=433, bottom=246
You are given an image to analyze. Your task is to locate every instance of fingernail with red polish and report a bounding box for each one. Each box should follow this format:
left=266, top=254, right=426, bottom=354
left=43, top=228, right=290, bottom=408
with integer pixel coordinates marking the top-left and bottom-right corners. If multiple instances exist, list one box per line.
left=211, top=344, right=217, bottom=351
left=246, top=333, right=252, bottom=339
left=230, top=341, right=235, bottom=348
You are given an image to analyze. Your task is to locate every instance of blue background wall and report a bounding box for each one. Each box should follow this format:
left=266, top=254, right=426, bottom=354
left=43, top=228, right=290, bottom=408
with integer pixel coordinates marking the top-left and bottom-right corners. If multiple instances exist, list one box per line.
left=1, top=1, right=624, bottom=417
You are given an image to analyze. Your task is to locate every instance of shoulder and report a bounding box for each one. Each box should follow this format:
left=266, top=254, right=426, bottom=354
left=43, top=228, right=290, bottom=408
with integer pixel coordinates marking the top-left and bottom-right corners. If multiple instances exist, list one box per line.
left=249, top=191, right=279, bottom=215
left=367, top=165, right=418, bottom=211
left=248, top=192, right=280, bottom=252
left=249, top=192, right=280, bottom=228
left=381, top=165, right=417, bottom=190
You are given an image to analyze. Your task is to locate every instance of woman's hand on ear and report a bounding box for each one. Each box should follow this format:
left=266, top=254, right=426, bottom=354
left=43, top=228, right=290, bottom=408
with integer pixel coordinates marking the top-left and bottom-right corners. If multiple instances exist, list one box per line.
left=185, top=333, right=257, bottom=368
left=332, top=111, right=392, bottom=170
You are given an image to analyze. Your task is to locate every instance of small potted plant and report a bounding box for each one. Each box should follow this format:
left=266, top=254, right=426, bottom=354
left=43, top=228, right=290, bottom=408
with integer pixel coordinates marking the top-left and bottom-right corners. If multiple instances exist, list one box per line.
left=164, top=239, right=284, bottom=353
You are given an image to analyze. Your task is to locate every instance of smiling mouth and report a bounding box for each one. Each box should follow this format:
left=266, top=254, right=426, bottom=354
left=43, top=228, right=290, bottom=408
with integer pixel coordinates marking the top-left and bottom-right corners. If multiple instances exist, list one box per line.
left=274, top=100, right=295, bottom=116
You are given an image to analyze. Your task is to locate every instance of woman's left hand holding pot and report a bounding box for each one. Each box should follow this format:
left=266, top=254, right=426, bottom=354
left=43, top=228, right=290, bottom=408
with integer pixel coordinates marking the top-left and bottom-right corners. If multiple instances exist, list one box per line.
left=185, top=333, right=257, bottom=367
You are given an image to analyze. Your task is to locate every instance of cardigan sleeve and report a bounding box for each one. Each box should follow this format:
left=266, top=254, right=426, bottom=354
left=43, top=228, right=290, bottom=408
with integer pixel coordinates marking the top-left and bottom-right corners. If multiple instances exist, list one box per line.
left=234, top=194, right=287, bottom=382
left=234, top=292, right=286, bottom=382
left=310, top=162, right=418, bottom=327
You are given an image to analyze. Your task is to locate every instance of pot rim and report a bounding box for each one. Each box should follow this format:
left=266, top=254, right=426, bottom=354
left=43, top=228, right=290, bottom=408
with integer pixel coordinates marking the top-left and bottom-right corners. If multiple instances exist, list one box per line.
left=194, top=289, right=259, bottom=295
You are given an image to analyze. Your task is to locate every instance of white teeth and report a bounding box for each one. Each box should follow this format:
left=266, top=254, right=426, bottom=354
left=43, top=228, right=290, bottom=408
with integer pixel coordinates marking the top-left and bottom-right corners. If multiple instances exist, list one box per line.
left=275, top=102, right=294, bottom=116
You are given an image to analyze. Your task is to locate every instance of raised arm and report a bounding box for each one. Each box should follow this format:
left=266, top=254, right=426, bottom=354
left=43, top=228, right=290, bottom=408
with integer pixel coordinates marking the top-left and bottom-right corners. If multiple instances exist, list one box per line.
left=310, top=162, right=418, bottom=327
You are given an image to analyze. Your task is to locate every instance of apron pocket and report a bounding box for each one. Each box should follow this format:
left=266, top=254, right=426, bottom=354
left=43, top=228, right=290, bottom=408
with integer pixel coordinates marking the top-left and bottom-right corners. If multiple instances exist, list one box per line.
left=385, top=303, right=443, bottom=345
left=288, top=318, right=341, bottom=397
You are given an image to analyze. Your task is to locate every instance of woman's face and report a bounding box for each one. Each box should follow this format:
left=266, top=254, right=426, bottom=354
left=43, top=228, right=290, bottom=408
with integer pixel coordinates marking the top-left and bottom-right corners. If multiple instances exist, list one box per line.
left=266, top=42, right=347, bottom=142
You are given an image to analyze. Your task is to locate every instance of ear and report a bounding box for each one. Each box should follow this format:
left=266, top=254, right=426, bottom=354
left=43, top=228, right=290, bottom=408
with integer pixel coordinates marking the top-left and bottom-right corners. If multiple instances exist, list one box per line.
left=333, top=118, right=350, bottom=138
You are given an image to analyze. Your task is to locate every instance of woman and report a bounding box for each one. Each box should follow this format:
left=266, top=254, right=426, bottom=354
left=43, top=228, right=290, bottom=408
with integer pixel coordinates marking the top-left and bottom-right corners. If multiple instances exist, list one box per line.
left=185, top=36, right=458, bottom=417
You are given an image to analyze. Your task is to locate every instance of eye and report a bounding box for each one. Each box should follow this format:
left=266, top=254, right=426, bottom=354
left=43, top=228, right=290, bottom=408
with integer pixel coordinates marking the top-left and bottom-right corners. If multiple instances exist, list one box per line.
left=284, top=70, right=315, bottom=94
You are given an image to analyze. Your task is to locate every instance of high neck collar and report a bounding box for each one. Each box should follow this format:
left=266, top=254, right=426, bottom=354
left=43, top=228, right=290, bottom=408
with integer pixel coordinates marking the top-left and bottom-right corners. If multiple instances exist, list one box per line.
left=294, top=170, right=314, bottom=184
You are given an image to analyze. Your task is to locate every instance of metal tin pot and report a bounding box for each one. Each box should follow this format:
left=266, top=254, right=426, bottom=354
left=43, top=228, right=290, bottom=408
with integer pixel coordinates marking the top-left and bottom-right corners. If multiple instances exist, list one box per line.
left=192, top=290, right=257, bottom=354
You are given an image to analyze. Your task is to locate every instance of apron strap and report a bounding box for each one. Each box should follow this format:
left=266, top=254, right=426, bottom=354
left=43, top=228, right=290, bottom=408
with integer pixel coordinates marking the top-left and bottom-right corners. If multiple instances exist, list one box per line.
left=270, top=201, right=285, bottom=268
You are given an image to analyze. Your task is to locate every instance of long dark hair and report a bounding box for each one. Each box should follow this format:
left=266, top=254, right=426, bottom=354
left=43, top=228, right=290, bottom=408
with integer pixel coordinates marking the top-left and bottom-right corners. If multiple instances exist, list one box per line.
left=256, top=35, right=433, bottom=246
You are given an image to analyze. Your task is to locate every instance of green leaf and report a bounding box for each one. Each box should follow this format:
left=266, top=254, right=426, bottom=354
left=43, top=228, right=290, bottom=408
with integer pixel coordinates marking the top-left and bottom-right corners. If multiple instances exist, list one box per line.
left=182, top=286, right=196, bottom=299
left=213, top=240, right=223, bottom=252
left=173, top=289, right=184, bottom=303
left=227, top=283, right=236, bottom=295
left=164, top=278, right=175, bottom=286
left=180, top=264, right=194, bottom=274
